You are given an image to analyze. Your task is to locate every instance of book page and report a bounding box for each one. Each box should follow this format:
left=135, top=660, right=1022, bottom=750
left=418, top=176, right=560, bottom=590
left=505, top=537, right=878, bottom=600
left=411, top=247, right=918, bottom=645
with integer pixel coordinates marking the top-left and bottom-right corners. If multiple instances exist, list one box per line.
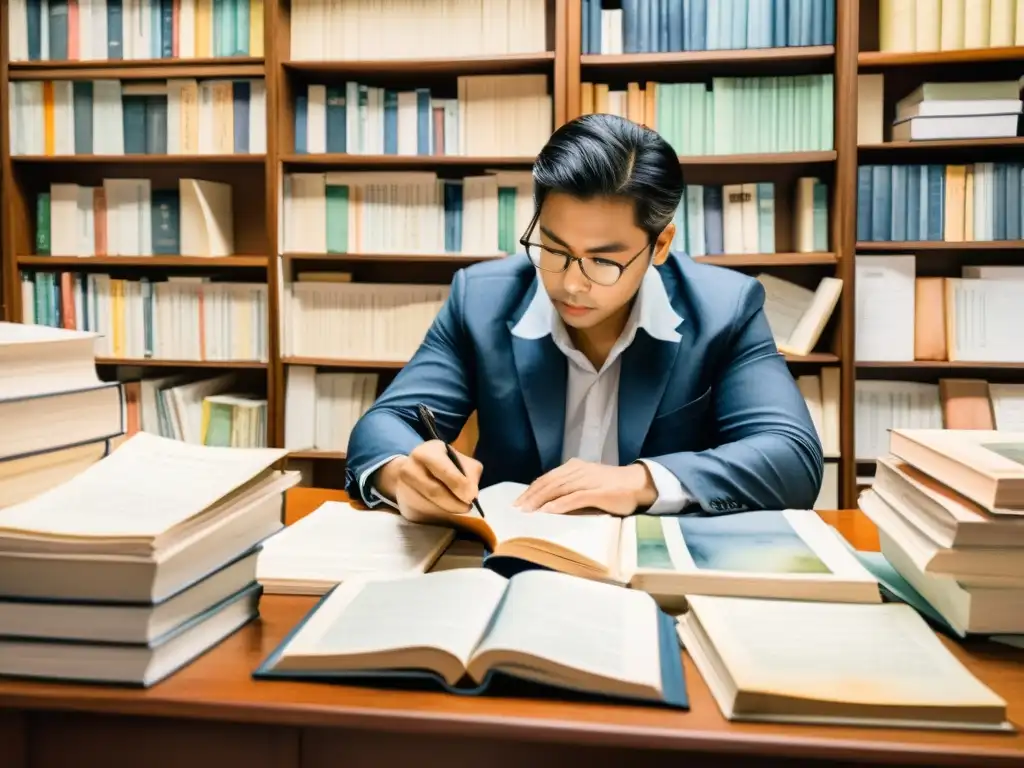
left=257, top=502, right=453, bottom=582
left=280, top=569, right=509, bottom=671
left=477, top=482, right=621, bottom=568
left=690, top=595, right=1005, bottom=708
left=988, top=384, right=1024, bottom=431
left=470, top=570, right=662, bottom=689
left=0, top=432, right=287, bottom=538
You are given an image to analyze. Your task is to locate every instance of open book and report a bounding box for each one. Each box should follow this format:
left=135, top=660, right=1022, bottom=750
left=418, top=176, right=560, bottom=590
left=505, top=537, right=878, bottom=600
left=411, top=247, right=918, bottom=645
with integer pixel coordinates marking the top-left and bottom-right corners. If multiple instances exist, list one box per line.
left=442, top=483, right=880, bottom=606
left=679, top=594, right=1010, bottom=731
left=255, top=568, right=688, bottom=709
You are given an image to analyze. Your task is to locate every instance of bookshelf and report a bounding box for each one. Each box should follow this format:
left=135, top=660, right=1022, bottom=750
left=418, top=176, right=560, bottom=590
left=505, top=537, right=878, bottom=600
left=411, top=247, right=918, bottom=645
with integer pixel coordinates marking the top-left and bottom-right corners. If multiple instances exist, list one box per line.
left=2, top=0, right=1021, bottom=506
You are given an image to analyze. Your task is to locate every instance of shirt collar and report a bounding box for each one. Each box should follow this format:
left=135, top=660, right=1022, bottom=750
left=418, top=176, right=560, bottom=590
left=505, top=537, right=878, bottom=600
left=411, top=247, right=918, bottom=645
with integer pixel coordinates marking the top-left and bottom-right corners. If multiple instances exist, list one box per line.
left=511, top=265, right=684, bottom=345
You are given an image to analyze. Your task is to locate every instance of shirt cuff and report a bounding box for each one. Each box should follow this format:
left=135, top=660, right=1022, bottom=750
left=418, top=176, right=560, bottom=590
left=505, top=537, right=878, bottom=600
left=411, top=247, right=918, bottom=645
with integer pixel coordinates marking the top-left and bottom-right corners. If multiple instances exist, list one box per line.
left=358, top=454, right=404, bottom=510
left=637, top=459, right=692, bottom=515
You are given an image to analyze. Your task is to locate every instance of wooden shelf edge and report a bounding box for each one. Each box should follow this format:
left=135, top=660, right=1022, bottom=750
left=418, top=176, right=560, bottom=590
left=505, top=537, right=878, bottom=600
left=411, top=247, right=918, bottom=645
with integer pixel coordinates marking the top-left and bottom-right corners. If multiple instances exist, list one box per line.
left=858, top=137, right=1024, bottom=151
left=279, top=354, right=838, bottom=368
left=8, top=60, right=265, bottom=80
left=282, top=357, right=407, bottom=369
left=582, top=46, right=834, bottom=67
left=18, top=255, right=268, bottom=267
left=857, top=361, right=1024, bottom=369
left=287, top=450, right=347, bottom=460
left=678, top=150, right=836, bottom=165
left=283, top=52, right=554, bottom=74
left=9, top=55, right=263, bottom=70
left=95, top=358, right=269, bottom=368
left=280, top=154, right=536, bottom=166
left=856, top=240, right=1024, bottom=251
left=283, top=252, right=504, bottom=264
left=785, top=353, right=840, bottom=363
left=858, top=45, right=1024, bottom=67
left=695, top=252, right=836, bottom=266
left=11, top=154, right=266, bottom=163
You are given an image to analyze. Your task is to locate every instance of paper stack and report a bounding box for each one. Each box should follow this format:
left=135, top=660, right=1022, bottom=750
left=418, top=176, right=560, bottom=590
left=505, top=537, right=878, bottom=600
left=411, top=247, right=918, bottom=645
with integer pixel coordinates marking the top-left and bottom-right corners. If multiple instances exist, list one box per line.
left=859, top=428, right=1024, bottom=638
left=0, top=322, right=127, bottom=508
left=0, top=432, right=297, bottom=686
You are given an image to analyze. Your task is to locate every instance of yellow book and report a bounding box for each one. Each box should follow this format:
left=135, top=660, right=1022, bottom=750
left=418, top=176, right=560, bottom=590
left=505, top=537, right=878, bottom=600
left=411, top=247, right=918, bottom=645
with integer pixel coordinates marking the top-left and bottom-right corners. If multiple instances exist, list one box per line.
left=249, top=0, right=265, bottom=56
left=195, top=0, right=213, bottom=58
left=43, top=81, right=55, bottom=156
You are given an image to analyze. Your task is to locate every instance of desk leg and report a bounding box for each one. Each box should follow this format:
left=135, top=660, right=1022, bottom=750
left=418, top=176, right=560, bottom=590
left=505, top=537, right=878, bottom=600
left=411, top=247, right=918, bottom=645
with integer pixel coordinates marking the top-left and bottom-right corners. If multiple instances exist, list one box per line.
left=22, top=712, right=299, bottom=768
left=0, top=710, right=28, bottom=768
left=300, top=728, right=845, bottom=768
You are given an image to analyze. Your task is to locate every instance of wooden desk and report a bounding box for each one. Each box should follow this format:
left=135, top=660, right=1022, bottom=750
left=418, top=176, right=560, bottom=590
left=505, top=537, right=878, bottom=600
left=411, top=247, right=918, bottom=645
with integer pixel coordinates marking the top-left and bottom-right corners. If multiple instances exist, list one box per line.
left=1, top=508, right=1023, bottom=768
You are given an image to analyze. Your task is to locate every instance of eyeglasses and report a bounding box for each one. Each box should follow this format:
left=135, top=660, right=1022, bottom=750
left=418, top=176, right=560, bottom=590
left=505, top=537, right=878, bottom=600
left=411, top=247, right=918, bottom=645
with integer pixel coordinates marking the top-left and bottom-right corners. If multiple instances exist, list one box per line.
left=518, top=211, right=652, bottom=287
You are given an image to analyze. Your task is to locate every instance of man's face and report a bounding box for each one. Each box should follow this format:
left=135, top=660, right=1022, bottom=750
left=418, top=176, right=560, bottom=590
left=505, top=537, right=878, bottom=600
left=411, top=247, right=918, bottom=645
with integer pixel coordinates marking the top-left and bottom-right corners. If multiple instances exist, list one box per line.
left=534, top=193, right=672, bottom=331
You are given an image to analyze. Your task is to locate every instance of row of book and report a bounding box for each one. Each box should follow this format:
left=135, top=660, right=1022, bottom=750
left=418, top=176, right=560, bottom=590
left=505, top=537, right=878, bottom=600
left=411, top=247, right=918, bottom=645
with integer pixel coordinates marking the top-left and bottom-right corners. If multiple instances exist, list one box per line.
left=8, top=78, right=267, bottom=157
left=282, top=171, right=534, bottom=257
left=855, top=255, right=1024, bottom=365
left=6, top=0, right=264, bottom=62
left=284, top=280, right=449, bottom=362
left=856, top=163, right=1024, bottom=243
left=855, top=378, right=1024, bottom=460
left=122, top=372, right=269, bottom=448
left=289, top=0, right=547, bottom=60
left=581, top=0, right=836, bottom=55
left=878, top=0, right=1024, bottom=52
left=580, top=75, right=834, bottom=156
left=18, top=271, right=269, bottom=363
left=668, top=177, right=828, bottom=256
left=292, top=75, right=552, bottom=158
left=34, top=178, right=234, bottom=258
left=283, top=367, right=378, bottom=453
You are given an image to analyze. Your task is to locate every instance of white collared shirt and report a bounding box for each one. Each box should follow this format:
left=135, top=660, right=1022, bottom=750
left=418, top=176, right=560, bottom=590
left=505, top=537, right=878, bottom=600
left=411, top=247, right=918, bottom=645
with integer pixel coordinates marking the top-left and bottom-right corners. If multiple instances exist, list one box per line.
left=510, top=265, right=691, bottom=514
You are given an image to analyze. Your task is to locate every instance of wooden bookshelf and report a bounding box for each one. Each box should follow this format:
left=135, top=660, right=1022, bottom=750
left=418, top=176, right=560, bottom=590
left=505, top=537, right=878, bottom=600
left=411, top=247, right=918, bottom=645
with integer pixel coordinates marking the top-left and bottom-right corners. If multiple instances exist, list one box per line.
left=852, top=2, right=1024, bottom=496
left=3, top=0, right=1018, bottom=505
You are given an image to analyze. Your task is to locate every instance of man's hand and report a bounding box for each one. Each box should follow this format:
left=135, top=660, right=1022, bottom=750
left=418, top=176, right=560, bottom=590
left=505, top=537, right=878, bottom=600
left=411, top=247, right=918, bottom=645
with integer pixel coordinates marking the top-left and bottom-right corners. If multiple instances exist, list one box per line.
left=376, top=441, right=483, bottom=524
left=513, top=459, right=658, bottom=516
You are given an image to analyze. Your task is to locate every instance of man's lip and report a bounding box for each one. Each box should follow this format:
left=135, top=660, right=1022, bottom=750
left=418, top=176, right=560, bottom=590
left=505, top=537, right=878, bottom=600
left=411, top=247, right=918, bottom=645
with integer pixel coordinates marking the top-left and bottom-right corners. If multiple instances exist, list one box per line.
left=556, top=301, right=594, bottom=315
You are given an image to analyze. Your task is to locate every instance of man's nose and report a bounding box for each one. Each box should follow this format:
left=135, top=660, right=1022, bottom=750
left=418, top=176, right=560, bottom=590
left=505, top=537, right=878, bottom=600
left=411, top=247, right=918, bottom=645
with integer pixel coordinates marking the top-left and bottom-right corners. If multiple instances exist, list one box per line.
left=563, top=258, right=590, bottom=294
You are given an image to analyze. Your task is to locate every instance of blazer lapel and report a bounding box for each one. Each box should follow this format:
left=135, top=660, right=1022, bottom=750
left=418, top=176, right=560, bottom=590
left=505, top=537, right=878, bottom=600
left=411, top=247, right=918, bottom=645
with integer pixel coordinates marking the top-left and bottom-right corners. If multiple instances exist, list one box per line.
left=617, top=332, right=683, bottom=464
left=509, top=332, right=567, bottom=473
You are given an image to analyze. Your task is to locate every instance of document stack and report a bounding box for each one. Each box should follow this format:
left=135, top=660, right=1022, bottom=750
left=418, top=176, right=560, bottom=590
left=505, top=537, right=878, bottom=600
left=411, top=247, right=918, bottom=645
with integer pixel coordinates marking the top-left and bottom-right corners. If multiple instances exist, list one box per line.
left=859, top=428, right=1024, bottom=638
left=891, top=81, right=1023, bottom=142
left=0, top=432, right=297, bottom=687
left=1, top=322, right=126, bottom=508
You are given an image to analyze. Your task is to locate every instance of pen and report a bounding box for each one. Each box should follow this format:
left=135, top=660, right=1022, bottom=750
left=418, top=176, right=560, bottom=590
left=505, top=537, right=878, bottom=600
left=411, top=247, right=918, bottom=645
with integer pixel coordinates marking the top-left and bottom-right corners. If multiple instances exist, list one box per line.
left=415, top=403, right=486, bottom=518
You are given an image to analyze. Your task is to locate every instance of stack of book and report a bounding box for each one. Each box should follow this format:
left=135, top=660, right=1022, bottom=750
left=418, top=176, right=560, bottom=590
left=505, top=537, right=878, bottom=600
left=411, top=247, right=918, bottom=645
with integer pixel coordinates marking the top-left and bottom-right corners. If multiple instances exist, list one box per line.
left=859, top=428, right=1024, bottom=639
left=0, top=322, right=126, bottom=508
left=0, top=431, right=297, bottom=687
left=891, top=81, right=1023, bottom=142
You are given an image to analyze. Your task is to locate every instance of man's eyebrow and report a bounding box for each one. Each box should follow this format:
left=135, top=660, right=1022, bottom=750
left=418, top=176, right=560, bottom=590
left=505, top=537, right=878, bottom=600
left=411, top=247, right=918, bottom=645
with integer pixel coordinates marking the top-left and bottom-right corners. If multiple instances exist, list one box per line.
left=538, top=225, right=629, bottom=255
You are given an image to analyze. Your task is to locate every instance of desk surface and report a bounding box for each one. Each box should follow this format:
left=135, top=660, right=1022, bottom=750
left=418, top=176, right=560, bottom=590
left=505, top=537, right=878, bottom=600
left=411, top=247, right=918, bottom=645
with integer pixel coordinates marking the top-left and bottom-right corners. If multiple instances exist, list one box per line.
left=1, top=508, right=1023, bottom=766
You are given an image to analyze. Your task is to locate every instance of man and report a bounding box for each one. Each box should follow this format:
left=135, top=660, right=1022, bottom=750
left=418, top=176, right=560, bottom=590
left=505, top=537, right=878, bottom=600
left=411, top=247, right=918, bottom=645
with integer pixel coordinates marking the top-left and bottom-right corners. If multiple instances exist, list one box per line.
left=345, top=114, right=823, bottom=523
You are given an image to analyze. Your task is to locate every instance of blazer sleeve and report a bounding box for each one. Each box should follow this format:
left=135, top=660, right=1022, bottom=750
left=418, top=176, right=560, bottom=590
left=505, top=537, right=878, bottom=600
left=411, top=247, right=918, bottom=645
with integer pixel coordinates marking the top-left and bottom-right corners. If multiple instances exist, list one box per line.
left=344, top=269, right=477, bottom=504
left=649, top=280, right=825, bottom=512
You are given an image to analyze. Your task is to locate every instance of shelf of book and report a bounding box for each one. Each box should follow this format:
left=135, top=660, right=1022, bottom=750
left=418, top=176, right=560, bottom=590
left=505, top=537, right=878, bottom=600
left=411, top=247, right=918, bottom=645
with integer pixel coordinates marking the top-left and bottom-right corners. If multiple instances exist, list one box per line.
left=851, top=0, right=1024, bottom=496
left=6, top=0, right=1019, bottom=507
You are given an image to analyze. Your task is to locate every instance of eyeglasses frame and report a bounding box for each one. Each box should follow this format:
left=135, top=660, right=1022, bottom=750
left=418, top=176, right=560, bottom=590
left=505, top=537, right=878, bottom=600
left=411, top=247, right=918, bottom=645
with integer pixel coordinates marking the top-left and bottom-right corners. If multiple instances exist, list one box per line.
left=517, top=209, right=655, bottom=287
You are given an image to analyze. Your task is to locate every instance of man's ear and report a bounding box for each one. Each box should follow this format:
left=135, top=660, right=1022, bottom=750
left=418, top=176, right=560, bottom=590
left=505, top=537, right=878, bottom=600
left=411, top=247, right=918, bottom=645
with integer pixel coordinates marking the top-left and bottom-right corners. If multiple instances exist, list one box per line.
left=652, top=222, right=675, bottom=266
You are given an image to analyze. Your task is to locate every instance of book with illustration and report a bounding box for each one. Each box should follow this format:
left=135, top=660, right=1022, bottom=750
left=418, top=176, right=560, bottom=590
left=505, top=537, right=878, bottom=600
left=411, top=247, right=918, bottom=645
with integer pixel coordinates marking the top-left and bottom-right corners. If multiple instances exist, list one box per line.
left=438, top=483, right=880, bottom=607
left=255, top=568, right=688, bottom=709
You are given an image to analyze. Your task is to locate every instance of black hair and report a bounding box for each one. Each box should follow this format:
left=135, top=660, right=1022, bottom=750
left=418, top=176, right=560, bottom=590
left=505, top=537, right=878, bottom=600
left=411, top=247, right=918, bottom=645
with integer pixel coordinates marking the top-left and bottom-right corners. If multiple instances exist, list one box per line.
left=532, top=113, right=684, bottom=241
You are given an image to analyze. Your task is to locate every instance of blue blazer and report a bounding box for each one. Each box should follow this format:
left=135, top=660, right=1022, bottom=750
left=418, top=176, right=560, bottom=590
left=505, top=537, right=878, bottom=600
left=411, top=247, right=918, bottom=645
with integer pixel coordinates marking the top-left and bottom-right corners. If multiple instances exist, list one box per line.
left=345, top=253, right=824, bottom=513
